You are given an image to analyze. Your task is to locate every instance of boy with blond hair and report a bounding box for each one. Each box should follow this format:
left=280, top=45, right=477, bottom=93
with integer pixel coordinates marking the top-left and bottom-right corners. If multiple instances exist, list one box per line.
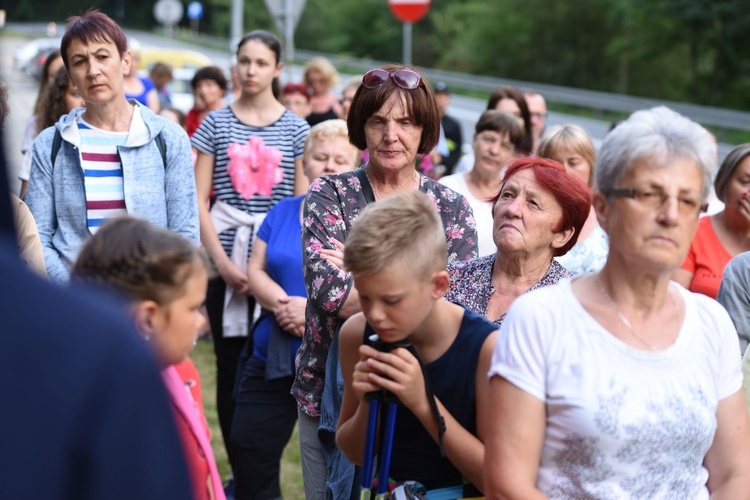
left=336, top=190, right=498, bottom=497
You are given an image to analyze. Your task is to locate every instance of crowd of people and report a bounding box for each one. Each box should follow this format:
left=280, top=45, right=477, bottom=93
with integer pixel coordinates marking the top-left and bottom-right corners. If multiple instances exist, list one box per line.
left=3, top=7, right=750, bottom=500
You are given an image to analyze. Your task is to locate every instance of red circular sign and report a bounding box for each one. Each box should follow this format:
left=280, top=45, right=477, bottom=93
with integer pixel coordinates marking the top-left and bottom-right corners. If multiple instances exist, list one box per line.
left=388, top=0, right=431, bottom=23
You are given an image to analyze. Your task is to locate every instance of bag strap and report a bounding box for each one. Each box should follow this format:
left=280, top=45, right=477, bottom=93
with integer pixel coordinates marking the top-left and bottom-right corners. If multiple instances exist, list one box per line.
left=50, top=128, right=63, bottom=165
left=355, top=166, right=376, bottom=205
left=155, top=131, right=167, bottom=168
left=406, top=345, right=447, bottom=458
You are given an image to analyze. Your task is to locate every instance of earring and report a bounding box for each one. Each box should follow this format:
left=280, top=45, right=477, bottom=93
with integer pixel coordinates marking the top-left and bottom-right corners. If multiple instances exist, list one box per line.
left=143, top=333, right=151, bottom=342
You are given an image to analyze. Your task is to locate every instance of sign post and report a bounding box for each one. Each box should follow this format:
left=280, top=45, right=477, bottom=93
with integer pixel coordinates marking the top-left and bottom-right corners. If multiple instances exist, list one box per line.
left=153, top=0, right=184, bottom=36
left=264, top=0, right=307, bottom=82
left=388, top=0, right=431, bottom=65
left=187, top=1, right=203, bottom=33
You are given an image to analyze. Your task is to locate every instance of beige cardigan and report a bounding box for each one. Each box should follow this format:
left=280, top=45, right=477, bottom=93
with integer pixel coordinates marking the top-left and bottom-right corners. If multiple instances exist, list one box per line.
left=11, top=193, right=47, bottom=277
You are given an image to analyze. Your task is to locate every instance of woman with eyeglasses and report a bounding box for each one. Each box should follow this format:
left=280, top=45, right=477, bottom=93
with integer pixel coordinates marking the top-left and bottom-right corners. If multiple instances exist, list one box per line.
left=484, top=107, right=750, bottom=499
left=290, top=64, right=478, bottom=499
left=672, top=143, right=750, bottom=299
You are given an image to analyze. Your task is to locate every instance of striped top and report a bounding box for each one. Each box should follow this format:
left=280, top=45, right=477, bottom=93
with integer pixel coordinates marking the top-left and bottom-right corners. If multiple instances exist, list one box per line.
left=191, top=106, right=309, bottom=257
left=77, top=116, right=128, bottom=234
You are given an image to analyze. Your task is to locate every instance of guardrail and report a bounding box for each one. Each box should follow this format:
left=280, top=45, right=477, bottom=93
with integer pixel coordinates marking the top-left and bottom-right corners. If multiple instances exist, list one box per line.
left=294, top=49, right=750, bottom=135
left=9, top=23, right=749, bottom=134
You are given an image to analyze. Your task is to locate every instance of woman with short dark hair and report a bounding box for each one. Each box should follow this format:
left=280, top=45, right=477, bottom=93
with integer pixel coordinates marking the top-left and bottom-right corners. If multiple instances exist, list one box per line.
left=186, top=65, right=228, bottom=137
left=26, top=9, right=198, bottom=283
left=290, top=64, right=478, bottom=499
left=487, top=86, right=533, bottom=154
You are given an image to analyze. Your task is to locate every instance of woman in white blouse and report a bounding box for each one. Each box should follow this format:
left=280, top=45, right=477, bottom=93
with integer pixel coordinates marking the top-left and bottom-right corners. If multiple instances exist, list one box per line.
left=484, top=107, right=750, bottom=499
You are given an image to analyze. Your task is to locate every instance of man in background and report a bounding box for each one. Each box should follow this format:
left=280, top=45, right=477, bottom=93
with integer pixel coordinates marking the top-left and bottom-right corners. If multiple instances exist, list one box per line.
left=434, top=82, right=463, bottom=176
left=524, top=89, right=547, bottom=152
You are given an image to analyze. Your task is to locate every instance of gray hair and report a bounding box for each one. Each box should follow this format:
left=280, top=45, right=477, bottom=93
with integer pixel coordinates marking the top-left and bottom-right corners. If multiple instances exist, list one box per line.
left=714, top=143, right=750, bottom=203
left=595, top=106, right=715, bottom=202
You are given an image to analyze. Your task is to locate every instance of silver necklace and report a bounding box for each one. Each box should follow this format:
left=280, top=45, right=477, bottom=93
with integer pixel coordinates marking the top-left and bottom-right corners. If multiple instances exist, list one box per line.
left=597, top=273, right=679, bottom=351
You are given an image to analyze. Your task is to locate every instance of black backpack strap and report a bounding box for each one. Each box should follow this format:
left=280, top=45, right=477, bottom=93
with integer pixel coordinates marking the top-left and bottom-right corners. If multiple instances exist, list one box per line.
left=155, top=132, right=167, bottom=168
left=50, top=129, right=63, bottom=165
left=355, top=166, right=376, bottom=204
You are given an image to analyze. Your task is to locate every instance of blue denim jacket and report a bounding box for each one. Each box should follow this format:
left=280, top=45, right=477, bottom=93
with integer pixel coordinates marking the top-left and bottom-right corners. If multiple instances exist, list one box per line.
left=318, top=332, right=360, bottom=500
left=26, top=102, right=199, bottom=283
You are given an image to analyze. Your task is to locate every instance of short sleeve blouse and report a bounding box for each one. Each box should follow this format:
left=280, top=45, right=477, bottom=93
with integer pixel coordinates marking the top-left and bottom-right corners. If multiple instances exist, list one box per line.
left=191, top=107, right=309, bottom=257
left=490, top=279, right=742, bottom=498
left=291, top=170, right=478, bottom=417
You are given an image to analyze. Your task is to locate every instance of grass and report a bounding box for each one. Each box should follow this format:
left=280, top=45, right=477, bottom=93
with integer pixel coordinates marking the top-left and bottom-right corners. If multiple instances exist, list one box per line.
left=190, top=339, right=305, bottom=499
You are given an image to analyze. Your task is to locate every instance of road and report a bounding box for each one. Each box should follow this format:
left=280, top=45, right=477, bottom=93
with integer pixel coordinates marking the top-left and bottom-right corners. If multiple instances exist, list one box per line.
left=1, top=25, right=736, bottom=195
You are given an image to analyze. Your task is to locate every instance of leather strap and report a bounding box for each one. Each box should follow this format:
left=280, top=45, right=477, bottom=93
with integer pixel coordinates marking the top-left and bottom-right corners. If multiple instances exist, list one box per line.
left=355, top=166, right=377, bottom=205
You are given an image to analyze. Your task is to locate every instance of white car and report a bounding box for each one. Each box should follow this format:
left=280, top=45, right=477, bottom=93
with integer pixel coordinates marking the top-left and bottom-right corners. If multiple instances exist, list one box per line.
left=170, top=67, right=197, bottom=114
left=13, top=37, right=61, bottom=70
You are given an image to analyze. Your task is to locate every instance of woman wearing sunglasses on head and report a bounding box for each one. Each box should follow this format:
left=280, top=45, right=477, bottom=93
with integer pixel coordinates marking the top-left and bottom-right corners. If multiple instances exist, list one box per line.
left=484, top=107, right=750, bottom=499
left=290, top=65, right=478, bottom=499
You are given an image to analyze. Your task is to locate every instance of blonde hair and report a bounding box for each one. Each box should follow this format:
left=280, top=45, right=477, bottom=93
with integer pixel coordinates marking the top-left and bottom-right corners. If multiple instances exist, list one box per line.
left=538, top=124, right=597, bottom=187
left=344, top=191, right=446, bottom=280
left=304, top=57, right=339, bottom=89
left=303, top=119, right=360, bottom=167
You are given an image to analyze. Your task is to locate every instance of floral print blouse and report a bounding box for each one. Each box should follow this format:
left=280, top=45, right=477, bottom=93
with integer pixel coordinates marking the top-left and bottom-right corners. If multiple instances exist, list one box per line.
left=291, top=169, right=478, bottom=417
left=444, top=254, right=572, bottom=326
left=555, top=223, right=609, bottom=276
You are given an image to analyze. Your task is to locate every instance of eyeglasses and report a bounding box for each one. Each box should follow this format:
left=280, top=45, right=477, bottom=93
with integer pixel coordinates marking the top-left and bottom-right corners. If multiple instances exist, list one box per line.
left=362, top=68, right=423, bottom=90
left=530, top=112, right=548, bottom=120
left=606, top=187, right=708, bottom=215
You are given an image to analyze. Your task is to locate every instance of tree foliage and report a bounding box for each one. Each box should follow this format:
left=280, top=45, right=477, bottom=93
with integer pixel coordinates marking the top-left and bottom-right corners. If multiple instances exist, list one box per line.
left=7, top=0, right=750, bottom=109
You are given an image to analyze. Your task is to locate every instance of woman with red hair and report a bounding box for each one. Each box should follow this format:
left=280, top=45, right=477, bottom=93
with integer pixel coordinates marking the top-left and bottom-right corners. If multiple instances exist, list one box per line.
left=445, top=155, right=591, bottom=325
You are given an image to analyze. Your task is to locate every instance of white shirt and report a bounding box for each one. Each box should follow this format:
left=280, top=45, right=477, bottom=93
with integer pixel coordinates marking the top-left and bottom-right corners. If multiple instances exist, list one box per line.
left=439, top=172, right=495, bottom=257
left=490, top=279, right=742, bottom=499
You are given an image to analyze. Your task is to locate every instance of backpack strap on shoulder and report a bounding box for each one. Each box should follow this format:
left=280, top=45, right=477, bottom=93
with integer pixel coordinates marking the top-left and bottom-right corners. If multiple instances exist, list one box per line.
left=50, top=129, right=63, bottom=166
left=155, top=132, right=167, bottom=168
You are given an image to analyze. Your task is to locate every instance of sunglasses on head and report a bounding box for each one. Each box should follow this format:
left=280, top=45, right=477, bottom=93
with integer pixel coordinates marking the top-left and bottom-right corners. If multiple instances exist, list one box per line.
left=362, top=68, right=423, bottom=90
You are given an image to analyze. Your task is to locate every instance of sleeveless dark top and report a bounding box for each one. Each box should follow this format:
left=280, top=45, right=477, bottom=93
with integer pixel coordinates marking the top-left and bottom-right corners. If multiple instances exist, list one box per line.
left=363, top=305, right=497, bottom=490
left=306, top=108, right=338, bottom=127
